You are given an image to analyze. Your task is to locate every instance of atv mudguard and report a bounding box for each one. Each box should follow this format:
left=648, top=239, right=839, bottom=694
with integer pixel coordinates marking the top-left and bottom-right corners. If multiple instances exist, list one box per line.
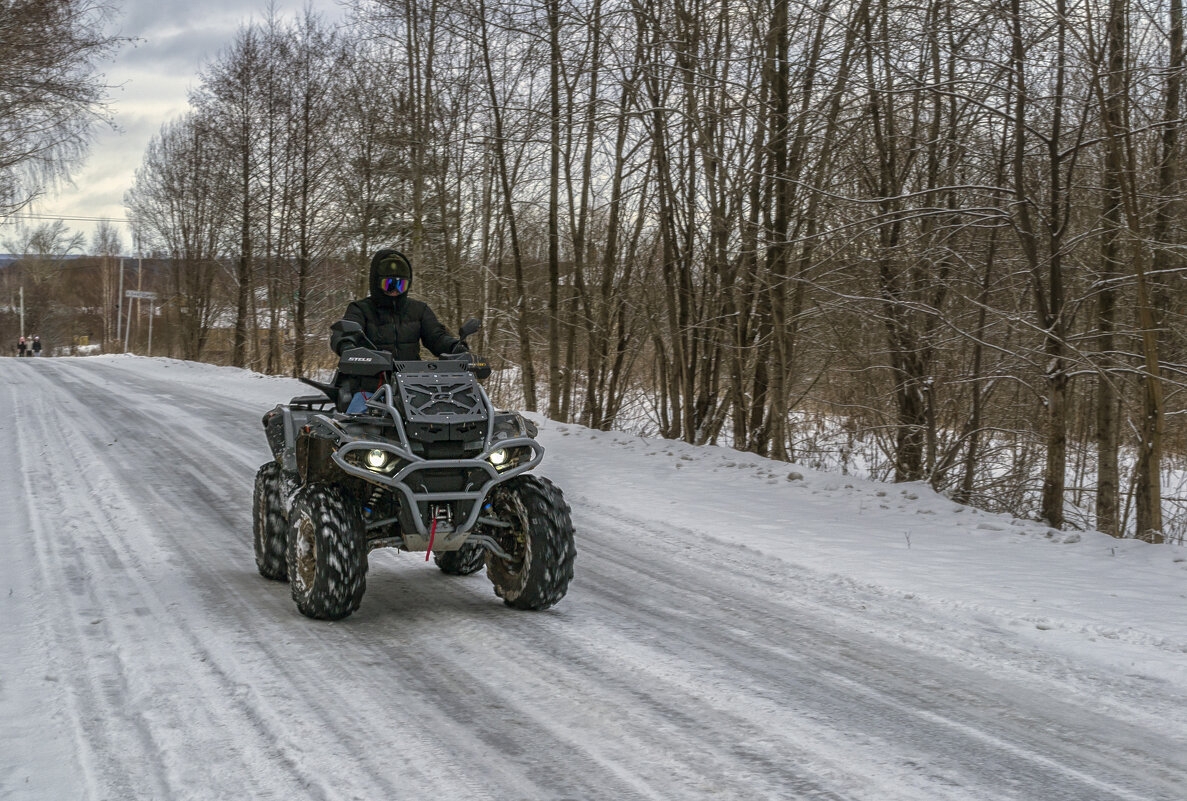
left=262, top=403, right=323, bottom=473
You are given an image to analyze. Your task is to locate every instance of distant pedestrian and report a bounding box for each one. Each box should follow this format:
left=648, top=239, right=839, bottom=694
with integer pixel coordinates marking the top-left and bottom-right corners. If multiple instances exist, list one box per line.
left=17, top=336, right=26, bottom=357
left=32, top=336, right=42, bottom=356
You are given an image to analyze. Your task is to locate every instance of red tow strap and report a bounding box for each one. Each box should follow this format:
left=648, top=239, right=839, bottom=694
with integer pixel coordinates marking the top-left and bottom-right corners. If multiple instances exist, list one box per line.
left=425, top=518, right=438, bottom=561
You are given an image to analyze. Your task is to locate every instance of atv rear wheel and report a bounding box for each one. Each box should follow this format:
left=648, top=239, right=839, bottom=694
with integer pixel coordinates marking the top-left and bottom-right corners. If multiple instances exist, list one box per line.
left=484, top=476, right=576, bottom=610
left=286, top=483, right=368, bottom=620
left=252, top=461, right=291, bottom=581
left=434, top=542, right=486, bottom=575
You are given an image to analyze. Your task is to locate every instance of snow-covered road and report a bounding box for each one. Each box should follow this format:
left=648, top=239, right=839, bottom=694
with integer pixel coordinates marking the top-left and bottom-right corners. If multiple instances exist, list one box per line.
left=3, top=356, right=1185, bottom=800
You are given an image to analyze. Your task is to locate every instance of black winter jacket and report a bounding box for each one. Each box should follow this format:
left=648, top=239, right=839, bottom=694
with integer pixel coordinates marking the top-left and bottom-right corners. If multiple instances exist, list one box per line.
left=330, top=250, right=460, bottom=361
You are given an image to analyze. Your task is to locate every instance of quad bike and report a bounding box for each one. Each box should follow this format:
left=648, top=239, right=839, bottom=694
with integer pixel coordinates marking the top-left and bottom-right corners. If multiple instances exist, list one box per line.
left=252, top=318, right=576, bottom=620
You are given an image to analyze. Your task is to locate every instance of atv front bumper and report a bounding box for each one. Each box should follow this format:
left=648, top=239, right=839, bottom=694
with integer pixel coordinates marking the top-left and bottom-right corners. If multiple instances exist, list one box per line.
left=328, top=431, right=542, bottom=549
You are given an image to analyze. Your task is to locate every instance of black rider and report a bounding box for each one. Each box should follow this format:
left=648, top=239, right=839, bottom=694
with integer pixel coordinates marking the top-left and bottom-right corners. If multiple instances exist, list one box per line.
left=331, top=249, right=464, bottom=359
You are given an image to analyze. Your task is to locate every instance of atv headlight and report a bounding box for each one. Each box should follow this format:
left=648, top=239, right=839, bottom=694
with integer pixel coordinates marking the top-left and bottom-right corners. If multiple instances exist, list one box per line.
left=487, top=446, right=532, bottom=472
left=344, top=448, right=405, bottom=475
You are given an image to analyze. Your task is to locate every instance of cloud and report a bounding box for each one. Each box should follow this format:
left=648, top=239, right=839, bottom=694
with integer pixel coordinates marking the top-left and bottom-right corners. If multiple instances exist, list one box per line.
left=113, top=0, right=335, bottom=40
left=119, top=26, right=244, bottom=72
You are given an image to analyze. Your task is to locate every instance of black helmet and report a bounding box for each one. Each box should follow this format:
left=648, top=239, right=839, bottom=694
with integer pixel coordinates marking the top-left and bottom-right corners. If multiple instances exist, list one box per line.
left=370, top=249, right=412, bottom=300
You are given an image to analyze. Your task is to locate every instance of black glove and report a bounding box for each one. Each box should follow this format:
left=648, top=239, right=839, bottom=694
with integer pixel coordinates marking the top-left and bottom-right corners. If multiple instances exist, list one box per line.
left=450, top=339, right=470, bottom=354
left=332, top=331, right=362, bottom=356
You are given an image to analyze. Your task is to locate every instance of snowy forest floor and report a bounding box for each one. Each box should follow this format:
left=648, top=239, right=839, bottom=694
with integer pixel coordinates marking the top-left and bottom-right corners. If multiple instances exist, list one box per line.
left=2, top=355, right=1185, bottom=800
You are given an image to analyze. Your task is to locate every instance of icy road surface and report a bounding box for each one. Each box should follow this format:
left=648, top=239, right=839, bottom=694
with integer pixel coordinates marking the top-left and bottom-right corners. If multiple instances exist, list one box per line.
left=3, top=356, right=1186, bottom=801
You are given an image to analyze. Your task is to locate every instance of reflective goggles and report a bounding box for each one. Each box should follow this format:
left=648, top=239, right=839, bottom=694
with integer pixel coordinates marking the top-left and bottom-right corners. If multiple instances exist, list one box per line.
left=380, top=276, right=409, bottom=295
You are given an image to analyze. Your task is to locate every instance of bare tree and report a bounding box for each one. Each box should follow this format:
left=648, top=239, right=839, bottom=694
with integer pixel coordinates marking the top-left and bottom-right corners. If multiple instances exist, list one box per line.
left=120, top=0, right=1187, bottom=538
left=0, top=0, right=122, bottom=215
left=193, top=25, right=266, bottom=369
left=125, top=114, right=230, bottom=360
left=90, top=219, right=122, bottom=346
left=475, top=0, right=538, bottom=410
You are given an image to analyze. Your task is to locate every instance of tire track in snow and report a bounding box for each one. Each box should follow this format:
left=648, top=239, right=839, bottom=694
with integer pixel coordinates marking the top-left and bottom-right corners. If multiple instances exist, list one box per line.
left=8, top=375, right=174, bottom=799
left=347, top=579, right=856, bottom=801
left=4, top=377, right=110, bottom=801
left=29, top=360, right=549, bottom=800
left=9, top=362, right=363, bottom=800
left=565, top=496, right=1187, bottom=801
left=10, top=357, right=1187, bottom=800
left=31, top=361, right=480, bottom=798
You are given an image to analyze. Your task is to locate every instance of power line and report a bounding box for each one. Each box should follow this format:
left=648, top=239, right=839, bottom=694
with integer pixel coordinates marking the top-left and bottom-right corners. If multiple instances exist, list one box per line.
left=3, top=213, right=130, bottom=224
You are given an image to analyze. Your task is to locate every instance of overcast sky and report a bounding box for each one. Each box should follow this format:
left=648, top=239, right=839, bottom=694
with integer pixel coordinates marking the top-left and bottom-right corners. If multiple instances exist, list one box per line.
left=12, top=0, right=346, bottom=252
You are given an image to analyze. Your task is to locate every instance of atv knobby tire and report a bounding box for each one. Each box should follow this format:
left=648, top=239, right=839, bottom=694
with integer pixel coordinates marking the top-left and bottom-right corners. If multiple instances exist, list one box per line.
left=253, top=461, right=291, bottom=581
left=286, top=483, right=368, bottom=620
left=485, top=475, right=575, bottom=610
left=434, top=542, right=487, bottom=575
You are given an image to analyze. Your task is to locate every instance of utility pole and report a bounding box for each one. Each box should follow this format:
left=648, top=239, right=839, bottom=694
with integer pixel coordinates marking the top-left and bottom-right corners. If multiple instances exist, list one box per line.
left=116, top=257, right=124, bottom=346
left=135, top=257, right=143, bottom=348
left=19, top=286, right=24, bottom=338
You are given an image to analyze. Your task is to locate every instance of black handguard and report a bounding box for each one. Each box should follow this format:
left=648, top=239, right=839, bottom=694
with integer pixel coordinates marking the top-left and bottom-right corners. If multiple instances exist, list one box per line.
left=469, top=356, right=492, bottom=379
left=445, top=349, right=489, bottom=378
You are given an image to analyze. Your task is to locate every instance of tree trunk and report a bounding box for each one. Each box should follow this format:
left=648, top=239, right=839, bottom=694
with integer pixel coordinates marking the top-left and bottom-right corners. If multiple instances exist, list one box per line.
left=1094, top=0, right=1125, bottom=536
left=547, top=0, right=562, bottom=420
left=478, top=0, right=537, bottom=410
left=1134, top=0, right=1183, bottom=543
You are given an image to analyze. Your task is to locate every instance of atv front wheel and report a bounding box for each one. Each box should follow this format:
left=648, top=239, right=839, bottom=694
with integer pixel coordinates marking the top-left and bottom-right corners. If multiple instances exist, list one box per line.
left=434, top=542, right=486, bottom=575
left=485, top=476, right=576, bottom=610
left=252, top=461, right=291, bottom=581
left=286, top=484, right=368, bottom=620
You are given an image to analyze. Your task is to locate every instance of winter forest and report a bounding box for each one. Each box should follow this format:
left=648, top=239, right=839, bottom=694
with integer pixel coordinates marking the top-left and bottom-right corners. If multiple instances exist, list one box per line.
left=6, top=0, right=1187, bottom=543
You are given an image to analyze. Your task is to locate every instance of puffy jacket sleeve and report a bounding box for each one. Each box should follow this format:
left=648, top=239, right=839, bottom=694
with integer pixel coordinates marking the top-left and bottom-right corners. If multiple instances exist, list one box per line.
left=420, top=304, right=460, bottom=357
left=330, top=301, right=368, bottom=355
